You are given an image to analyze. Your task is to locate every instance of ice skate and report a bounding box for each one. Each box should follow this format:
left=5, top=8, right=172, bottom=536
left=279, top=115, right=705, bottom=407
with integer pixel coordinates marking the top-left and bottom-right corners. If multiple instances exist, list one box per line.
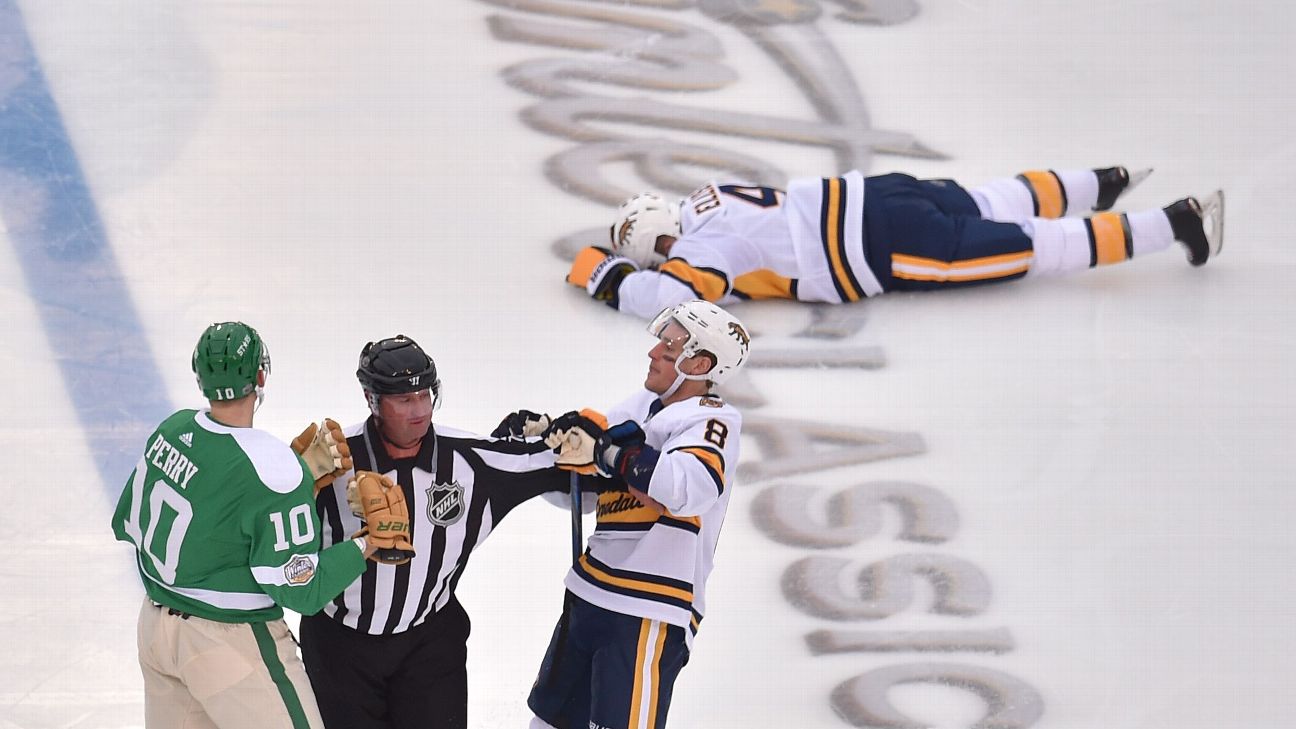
left=1164, top=190, right=1224, bottom=266
left=1093, top=166, right=1153, bottom=211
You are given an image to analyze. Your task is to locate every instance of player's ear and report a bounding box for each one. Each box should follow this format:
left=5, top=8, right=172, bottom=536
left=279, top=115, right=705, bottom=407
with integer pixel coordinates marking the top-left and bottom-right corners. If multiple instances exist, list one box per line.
left=655, top=235, right=677, bottom=257
left=681, top=352, right=716, bottom=377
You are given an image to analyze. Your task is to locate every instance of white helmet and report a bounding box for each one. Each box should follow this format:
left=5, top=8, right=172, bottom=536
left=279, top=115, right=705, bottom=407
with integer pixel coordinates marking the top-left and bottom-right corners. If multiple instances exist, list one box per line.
left=610, top=192, right=681, bottom=267
left=648, top=300, right=751, bottom=387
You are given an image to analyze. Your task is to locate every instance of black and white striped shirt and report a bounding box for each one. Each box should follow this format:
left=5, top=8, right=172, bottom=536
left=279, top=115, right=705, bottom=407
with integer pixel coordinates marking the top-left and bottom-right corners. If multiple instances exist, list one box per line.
left=314, top=417, right=571, bottom=635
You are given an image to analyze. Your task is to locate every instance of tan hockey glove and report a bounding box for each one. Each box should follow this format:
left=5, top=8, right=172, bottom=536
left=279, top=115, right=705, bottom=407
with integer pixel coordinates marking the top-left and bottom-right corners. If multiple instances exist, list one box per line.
left=291, top=419, right=353, bottom=495
left=542, top=409, right=609, bottom=475
left=349, top=471, right=416, bottom=565
left=346, top=476, right=365, bottom=518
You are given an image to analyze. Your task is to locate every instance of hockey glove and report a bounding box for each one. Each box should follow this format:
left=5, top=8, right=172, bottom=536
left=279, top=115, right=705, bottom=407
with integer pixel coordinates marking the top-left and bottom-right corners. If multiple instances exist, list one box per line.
left=490, top=410, right=551, bottom=440
left=596, top=420, right=648, bottom=478
left=349, top=471, right=416, bottom=565
left=542, top=409, right=609, bottom=475
left=291, top=418, right=353, bottom=495
left=567, top=247, right=638, bottom=302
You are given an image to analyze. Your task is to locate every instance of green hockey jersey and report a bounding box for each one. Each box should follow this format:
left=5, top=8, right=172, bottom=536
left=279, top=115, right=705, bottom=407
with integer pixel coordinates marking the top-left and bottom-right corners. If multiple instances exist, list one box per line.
left=112, top=409, right=366, bottom=622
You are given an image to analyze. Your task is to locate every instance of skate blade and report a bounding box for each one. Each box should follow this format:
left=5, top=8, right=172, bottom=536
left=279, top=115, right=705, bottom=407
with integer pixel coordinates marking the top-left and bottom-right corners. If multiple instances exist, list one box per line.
left=1124, top=167, right=1153, bottom=198
left=1199, top=189, right=1225, bottom=258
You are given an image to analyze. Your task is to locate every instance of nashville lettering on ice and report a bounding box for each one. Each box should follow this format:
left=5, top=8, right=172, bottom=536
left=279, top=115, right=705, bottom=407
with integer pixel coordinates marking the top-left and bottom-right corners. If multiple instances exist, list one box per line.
left=484, top=0, right=1046, bottom=725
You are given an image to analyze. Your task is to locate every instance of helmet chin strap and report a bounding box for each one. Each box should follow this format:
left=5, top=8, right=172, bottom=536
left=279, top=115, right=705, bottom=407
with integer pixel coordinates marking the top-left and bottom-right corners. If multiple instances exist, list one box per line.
left=659, top=370, right=688, bottom=401
left=661, top=359, right=712, bottom=401
left=253, top=367, right=268, bottom=413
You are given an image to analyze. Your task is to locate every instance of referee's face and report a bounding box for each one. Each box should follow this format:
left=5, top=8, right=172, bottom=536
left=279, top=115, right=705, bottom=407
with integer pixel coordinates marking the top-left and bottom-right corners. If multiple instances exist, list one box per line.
left=376, top=389, right=434, bottom=448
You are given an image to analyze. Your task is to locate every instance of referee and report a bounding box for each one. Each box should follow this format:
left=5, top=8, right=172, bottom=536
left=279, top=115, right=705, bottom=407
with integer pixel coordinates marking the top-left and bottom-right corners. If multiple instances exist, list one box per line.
left=300, top=335, right=578, bottom=729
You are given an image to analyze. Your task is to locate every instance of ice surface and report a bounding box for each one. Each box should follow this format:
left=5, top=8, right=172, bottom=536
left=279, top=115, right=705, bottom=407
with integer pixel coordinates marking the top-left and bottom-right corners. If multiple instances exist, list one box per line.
left=2, top=0, right=1294, bottom=727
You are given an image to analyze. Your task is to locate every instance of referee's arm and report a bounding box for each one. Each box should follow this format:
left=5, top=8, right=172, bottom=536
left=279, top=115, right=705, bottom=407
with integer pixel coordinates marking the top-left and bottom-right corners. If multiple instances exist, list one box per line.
left=466, top=439, right=600, bottom=518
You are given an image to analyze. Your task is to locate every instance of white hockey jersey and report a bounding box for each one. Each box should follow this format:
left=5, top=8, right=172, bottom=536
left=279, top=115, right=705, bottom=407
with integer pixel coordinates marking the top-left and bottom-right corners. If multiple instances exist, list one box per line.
left=564, top=390, right=742, bottom=649
left=615, top=171, right=884, bottom=319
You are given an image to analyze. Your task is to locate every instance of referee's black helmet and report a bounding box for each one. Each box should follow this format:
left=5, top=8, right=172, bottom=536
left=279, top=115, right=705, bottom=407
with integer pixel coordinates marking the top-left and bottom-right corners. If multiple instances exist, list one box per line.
left=356, top=335, right=440, bottom=396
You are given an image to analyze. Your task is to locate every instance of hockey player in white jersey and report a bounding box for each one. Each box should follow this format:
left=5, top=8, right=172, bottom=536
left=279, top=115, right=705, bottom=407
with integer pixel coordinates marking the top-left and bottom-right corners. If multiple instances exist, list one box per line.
left=494, top=300, right=748, bottom=729
left=566, top=166, right=1225, bottom=320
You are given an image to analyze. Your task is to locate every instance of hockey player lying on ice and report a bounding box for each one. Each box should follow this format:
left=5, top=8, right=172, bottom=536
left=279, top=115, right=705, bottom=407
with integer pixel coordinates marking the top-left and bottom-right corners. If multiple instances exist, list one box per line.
left=566, top=166, right=1224, bottom=320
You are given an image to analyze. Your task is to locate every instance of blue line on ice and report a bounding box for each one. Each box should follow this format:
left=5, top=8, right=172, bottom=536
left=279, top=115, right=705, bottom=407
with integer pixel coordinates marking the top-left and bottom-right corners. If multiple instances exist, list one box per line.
left=0, top=0, right=170, bottom=494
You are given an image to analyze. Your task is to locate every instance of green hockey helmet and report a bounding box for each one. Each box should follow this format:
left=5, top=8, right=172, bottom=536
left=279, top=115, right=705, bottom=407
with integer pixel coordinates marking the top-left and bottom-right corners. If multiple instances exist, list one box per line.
left=192, top=321, right=271, bottom=401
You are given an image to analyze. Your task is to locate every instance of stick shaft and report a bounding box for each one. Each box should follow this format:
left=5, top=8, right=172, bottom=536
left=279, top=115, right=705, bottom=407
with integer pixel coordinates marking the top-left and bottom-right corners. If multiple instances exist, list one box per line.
left=569, top=471, right=582, bottom=563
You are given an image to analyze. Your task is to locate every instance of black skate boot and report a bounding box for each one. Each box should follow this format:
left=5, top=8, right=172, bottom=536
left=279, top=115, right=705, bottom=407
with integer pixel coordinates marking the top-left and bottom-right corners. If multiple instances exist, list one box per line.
left=1164, top=191, right=1225, bottom=266
left=1093, top=166, right=1153, bottom=211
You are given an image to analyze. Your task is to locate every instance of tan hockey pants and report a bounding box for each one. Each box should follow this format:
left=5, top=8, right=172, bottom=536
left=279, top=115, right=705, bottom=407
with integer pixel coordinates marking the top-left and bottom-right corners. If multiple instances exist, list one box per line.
left=137, top=599, right=324, bottom=729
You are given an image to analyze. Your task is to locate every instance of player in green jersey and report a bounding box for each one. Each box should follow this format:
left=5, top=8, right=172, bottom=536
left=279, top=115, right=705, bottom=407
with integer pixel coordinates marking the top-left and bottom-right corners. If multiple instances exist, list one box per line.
left=112, top=321, right=412, bottom=729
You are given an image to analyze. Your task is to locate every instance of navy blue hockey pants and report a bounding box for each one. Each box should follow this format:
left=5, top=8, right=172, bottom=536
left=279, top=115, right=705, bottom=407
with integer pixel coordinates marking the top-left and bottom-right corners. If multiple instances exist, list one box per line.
left=864, top=173, right=1035, bottom=291
left=528, top=592, right=690, bottom=729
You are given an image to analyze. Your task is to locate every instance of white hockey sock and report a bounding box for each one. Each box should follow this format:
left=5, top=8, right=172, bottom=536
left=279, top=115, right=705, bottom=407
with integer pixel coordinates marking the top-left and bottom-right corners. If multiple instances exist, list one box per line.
left=1126, top=208, right=1174, bottom=256
left=1024, top=208, right=1173, bottom=277
left=1052, top=169, right=1099, bottom=214
left=970, top=176, right=1036, bottom=223
left=1022, top=217, right=1092, bottom=277
left=971, top=168, right=1101, bottom=224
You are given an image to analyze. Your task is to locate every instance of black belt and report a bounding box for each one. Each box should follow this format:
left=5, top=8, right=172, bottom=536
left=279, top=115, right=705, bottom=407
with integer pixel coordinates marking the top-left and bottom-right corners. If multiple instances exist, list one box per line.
left=153, top=601, right=193, bottom=620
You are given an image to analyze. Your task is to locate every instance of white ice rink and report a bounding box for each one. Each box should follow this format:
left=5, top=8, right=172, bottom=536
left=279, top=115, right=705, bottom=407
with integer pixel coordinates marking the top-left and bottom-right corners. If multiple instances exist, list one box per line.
left=2, top=1, right=1294, bottom=727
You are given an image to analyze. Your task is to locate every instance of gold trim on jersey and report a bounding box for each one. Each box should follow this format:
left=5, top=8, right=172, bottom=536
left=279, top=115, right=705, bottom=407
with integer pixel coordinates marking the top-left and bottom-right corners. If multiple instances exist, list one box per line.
left=597, top=491, right=662, bottom=528
left=1016, top=170, right=1067, bottom=218
left=576, top=554, right=694, bottom=605
left=732, top=269, right=796, bottom=300
left=677, top=446, right=725, bottom=493
left=891, top=250, right=1032, bottom=283
left=820, top=177, right=865, bottom=302
left=658, top=512, right=702, bottom=531
left=658, top=259, right=729, bottom=301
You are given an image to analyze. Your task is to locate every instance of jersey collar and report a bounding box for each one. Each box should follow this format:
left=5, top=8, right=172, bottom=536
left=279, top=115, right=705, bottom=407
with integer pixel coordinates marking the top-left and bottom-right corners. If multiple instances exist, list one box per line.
left=364, top=415, right=437, bottom=474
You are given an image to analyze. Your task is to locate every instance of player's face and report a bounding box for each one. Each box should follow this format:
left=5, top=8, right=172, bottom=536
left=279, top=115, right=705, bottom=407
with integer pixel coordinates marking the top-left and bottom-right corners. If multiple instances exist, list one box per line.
left=377, top=389, right=434, bottom=446
left=645, top=321, right=690, bottom=394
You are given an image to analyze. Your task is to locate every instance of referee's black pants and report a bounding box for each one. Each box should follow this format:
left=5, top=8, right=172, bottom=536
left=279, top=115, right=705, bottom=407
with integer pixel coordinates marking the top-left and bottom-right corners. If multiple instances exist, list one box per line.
left=300, top=597, right=471, bottom=729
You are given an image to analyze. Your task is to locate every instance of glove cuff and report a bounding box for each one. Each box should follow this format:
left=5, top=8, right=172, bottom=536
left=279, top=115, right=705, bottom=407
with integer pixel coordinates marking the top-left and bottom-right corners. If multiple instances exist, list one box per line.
left=601, top=442, right=624, bottom=476
left=586, top=255, right=638, bottom=302
left=621, top=444, right=659, bottom=492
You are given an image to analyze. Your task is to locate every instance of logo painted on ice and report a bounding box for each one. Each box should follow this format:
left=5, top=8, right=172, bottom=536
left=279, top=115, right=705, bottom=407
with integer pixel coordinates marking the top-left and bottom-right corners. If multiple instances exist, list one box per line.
left=284, top=554, right=316, bottom=585
left=486, top=1, right=1046, bottom=726
left=427, top=481, right=465, bottom=526
left=481, top=0, right=936, bottom=262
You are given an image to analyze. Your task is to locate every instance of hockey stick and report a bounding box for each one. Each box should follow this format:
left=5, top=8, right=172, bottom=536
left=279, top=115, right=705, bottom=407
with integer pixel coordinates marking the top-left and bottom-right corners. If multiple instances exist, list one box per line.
left=569, top=470, right=583, bottom=563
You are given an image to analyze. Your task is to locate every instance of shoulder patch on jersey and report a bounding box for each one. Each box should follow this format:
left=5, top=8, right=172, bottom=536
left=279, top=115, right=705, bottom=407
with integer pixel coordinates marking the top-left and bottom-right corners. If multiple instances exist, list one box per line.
left=284, top=554, right=316, bottom=585
left=699, top=396, right=724, bottom=408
